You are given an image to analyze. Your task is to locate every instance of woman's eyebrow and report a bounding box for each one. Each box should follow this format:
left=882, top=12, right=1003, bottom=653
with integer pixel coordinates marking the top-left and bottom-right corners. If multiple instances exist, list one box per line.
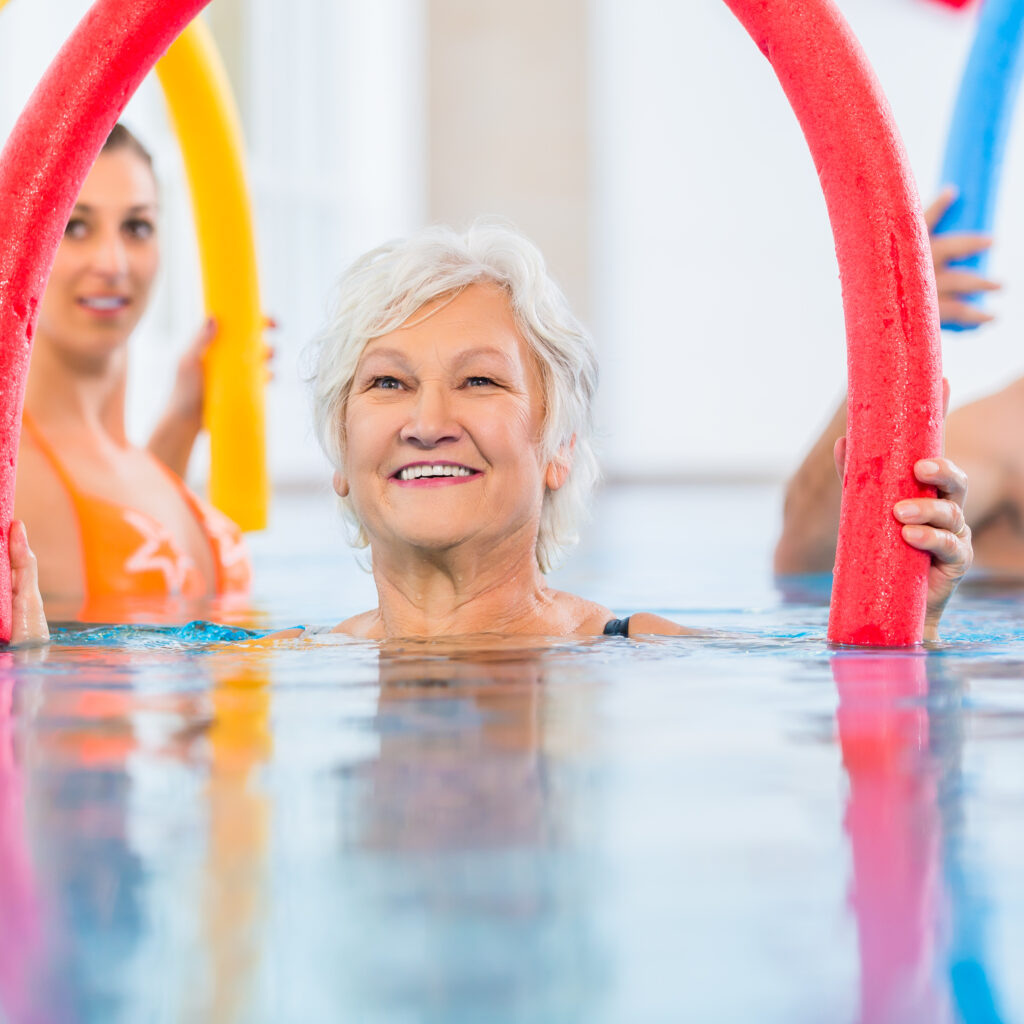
left=357, top=347, right=413, bottom=370
left=451, top=346, right=517, bottom=369
left=69, top=203, right=157, bottom=215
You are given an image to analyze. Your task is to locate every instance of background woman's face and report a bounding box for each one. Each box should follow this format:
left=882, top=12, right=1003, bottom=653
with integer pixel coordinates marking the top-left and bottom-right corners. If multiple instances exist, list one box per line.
left=35, top=148, right=159, bottom=365
left=342, top=282, right=557, bottom=560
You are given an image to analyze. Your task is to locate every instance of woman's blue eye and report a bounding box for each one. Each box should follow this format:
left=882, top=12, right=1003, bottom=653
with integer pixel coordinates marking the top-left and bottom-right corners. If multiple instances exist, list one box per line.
left=466, top=376, right=496, bottom=387
left=372, top=376, right=402, bottom=390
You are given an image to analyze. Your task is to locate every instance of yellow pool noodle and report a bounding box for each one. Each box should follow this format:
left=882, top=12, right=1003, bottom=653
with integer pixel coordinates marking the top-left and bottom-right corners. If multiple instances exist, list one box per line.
left=155, top=18, right=268, bottom=531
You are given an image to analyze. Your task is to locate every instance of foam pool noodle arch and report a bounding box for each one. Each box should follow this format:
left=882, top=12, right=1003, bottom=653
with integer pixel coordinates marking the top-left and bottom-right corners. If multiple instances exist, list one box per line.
left=724, top=0, right=944, bottom=646
left=0, top=0, right=269, bottom=529
left=154, top=21, right=268, bottom=530
left=1, top=0, right=940, bottom=645
left=0, top=0, right=213, bottom=642
left=935, top=0, right=1024, bottom=330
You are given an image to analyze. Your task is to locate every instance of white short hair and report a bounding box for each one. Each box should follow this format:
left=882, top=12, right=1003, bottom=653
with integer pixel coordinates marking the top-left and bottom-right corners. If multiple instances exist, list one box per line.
left=309, top=219, right=600, bottom=572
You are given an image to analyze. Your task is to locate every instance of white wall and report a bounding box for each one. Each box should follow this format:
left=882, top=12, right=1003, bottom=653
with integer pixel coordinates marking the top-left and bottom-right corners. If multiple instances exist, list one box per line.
left=592, top=0, right=1024, bottom=480
left=1, top=0, right=1020, bottom=488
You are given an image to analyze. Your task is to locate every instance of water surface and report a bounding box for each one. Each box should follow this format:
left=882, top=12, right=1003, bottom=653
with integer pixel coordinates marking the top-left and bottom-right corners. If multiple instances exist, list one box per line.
left=1, top=485, right=1021, bottom=1023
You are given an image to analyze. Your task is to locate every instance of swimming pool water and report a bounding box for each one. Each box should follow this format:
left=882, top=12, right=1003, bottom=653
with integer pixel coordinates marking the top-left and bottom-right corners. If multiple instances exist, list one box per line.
left=1, top=484, right=1022, bottom=1023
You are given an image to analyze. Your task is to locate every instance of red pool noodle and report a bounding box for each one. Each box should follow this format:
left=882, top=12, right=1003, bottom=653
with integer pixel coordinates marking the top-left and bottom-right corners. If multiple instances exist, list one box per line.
left=0, top=0, right=210, bottom=641
left=724, top=0, right=944, bottom=645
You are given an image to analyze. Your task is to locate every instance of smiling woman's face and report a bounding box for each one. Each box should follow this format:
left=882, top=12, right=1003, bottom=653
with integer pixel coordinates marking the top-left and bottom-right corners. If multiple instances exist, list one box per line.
left=341, top=282, right=565, bottom=560
left=35, top=148, right=159, bottom=365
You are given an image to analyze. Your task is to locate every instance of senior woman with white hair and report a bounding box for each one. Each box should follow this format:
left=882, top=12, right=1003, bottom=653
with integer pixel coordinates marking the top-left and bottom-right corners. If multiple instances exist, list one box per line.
left=3, top=220, right=974, bottom=644
left=296, top=219, right=971, bottom=641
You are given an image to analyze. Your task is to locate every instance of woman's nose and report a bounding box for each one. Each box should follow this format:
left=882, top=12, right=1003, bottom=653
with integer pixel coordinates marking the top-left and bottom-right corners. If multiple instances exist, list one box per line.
left=88, top=231, right=128, bottom=278
left=400, top=384, right=462, bottom=448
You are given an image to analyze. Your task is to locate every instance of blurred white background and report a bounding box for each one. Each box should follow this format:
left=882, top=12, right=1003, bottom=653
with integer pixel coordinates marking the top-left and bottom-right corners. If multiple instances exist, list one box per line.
left=1, top=0, right=1021, bottom=507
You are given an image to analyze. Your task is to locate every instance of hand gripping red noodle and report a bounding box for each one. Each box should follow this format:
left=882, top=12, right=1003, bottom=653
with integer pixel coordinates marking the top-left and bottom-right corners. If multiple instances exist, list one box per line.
left=723, top=0, right=944, bottom=645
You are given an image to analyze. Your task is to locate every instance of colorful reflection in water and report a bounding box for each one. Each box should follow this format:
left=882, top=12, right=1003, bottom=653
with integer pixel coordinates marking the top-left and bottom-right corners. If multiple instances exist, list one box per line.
left=0, top=487, right=1021, bottom=1022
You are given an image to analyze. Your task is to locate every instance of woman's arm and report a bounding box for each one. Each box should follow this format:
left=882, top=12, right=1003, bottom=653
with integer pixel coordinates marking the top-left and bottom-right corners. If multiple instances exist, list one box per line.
left=775, top=194, right=998, bottom=575
left=146, top=317, right=216, bottom=479
left=774, top=398, right=847, bottom=573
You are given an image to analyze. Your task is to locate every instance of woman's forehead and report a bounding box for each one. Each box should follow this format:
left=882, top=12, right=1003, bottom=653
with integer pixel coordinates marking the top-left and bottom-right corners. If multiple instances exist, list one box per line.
left=77, top=150, right=158, bottom=210
left=362, top=282, right=530, bottom=365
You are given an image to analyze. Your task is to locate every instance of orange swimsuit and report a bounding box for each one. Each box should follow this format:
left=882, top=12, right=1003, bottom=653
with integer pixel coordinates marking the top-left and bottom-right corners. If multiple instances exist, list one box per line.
left=22, top=413, right=251, bottom=617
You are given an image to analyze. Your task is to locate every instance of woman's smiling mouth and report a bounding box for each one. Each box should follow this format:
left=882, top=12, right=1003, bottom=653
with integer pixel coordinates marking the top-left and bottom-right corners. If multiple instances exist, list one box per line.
left=392, top=462, right=482, bottom=485
left=77, top=295, right=130, bottom=315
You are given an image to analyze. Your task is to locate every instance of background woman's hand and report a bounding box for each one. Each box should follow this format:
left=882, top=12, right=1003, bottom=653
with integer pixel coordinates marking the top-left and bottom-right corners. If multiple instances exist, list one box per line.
left=146, top=317, right=217, bottom=478
left=167, top=315, right=218, bottom=430
left=832, top=382, right=971, bottom=642
left=9, top=520, right=48, bottom=646
left=149, top=316, right=276, bottom=479
left=925, top=187, right=1000, bottom=328
left=894, top=457, right=972, bottom=641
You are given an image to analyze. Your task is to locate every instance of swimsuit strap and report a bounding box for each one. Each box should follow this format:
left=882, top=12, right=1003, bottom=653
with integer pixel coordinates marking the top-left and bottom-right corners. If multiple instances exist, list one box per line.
left=603, top=616, right=631, bottom=638
left=20, top=410, right=85, bottom=498
left=20, top=410, right=91, bottom=600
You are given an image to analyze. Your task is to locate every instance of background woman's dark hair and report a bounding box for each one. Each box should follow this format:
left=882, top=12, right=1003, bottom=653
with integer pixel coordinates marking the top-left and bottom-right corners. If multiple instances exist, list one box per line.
left=101, top=123, right=153, bottom=169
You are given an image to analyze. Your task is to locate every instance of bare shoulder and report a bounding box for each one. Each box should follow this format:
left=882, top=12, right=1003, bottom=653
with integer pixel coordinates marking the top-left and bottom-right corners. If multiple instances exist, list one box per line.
left=627, top=612, right=699, bottom=637
left=554, top=593, right=697, bottom=638
left=329, top=610, right=380, bottom=637
left=946, top=379, right=1024, bottom=526
left=263, top=610, right=377, bottom=640
left=947, top=379, right=1024, bottom=461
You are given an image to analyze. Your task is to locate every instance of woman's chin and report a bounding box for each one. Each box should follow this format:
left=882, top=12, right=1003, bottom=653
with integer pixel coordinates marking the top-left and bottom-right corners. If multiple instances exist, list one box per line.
left=373, top=527, right=482, bottom=559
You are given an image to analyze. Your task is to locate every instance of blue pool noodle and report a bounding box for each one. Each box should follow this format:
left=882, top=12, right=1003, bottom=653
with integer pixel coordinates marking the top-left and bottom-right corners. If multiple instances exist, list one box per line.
left=936, top=0, right=1024, bottom=330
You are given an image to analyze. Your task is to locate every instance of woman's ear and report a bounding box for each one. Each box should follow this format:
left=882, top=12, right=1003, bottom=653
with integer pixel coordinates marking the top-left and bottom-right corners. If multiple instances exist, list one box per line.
left=333, top=470, right=350, bottom=498
left=545, top=436, right=576, bottom=492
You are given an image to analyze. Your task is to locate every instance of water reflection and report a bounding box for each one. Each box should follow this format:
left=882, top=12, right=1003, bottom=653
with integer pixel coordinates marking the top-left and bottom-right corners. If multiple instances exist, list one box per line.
left=834, top=651, right=1005, bottom=1024
left=197, top=647, right=273, bottom=1023
left=1, top=624, right=1020, bottom=1022
left=368, top=639, right=553, bottom=849
left=326, top=637, right=607, bottom=1019
left=0, top=640, right=275, bottom=1024
left=0, top=658, right=52, bottom=1023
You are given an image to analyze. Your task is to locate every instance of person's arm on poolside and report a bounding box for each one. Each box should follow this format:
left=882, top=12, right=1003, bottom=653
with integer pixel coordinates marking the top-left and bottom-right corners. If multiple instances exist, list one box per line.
left=775, top=192, right=999, bottom=575
left=146, top=317, right=216, bottom=479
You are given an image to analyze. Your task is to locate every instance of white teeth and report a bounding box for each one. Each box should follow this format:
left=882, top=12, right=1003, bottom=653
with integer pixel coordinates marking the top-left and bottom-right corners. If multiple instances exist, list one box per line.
left=80, top=296, right=127, bottom=310
left=397, top=464, right=474, bottom=481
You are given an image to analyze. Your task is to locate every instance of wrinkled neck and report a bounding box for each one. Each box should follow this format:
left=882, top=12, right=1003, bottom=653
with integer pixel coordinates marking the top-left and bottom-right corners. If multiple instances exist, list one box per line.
left=368, top=531, right=553, bottom=638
